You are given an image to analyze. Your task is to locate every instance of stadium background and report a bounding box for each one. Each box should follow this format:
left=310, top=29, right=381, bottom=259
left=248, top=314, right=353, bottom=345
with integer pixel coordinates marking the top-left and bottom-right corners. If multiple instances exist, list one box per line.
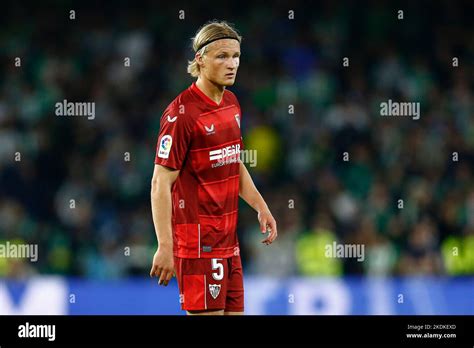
left=0, top=0, right=473, bottom=314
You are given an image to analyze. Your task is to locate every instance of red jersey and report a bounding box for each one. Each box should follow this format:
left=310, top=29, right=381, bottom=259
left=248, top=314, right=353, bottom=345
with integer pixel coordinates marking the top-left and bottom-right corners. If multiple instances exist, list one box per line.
left=154, top=82, right=243, bottom=259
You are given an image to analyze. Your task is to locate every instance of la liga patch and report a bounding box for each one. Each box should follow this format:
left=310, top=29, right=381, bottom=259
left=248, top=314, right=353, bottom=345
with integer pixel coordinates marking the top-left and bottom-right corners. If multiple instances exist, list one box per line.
left=158, top=135, right=172, bottom=159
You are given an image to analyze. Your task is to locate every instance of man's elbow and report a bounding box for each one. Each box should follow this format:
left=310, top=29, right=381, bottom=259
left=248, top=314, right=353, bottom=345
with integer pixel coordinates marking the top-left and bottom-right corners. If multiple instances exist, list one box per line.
left=151, top=176, right=174, bottom=196
left=151, top=177, right=162, bottom=195
left=151, top=166, right=179, bottom=195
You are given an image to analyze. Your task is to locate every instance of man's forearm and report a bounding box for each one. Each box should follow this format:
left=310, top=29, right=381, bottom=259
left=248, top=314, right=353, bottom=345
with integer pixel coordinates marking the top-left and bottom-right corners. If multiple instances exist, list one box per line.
left=239, top=161, right=269, bottom=213
left=151, top=183, right=173, bottom=247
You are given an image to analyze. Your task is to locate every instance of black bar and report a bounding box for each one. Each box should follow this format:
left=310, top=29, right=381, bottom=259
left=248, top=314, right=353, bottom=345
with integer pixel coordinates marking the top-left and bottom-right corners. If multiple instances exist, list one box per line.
left=0, top=315, right=472, bottom=346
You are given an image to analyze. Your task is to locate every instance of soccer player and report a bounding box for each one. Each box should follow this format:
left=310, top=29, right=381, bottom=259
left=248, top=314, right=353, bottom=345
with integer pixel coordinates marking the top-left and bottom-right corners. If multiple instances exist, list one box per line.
left=149, top=21, right=277, bottom=315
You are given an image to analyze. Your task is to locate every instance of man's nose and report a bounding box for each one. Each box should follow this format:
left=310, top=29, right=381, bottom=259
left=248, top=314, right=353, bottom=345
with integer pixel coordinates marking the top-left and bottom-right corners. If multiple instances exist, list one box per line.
left=228, top=59, right=238, bottom=70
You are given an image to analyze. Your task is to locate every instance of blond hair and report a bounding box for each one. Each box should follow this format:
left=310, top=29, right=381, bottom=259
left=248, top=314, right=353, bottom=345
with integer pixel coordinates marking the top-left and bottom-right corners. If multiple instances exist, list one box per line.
left=187, top=20, right=242, bottom=78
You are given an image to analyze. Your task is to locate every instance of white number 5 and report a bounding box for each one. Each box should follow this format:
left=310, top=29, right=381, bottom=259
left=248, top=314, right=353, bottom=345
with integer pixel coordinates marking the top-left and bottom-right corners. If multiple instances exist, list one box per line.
left=211, top=258, right=224, bottom=281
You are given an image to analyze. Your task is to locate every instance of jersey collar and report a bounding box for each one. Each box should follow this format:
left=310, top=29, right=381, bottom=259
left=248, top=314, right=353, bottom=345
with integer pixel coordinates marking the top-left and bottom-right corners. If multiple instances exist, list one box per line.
left=191, top=82, right=225, bottom=108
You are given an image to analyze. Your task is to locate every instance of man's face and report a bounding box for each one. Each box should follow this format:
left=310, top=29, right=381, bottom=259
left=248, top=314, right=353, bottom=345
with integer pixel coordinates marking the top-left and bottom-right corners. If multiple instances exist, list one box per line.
left=198, top=39, right=240, bottom=87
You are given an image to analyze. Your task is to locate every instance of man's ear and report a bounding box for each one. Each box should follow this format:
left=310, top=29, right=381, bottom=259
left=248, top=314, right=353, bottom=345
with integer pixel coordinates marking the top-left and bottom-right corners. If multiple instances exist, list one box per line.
left=196, top=52, right=204, bottom=69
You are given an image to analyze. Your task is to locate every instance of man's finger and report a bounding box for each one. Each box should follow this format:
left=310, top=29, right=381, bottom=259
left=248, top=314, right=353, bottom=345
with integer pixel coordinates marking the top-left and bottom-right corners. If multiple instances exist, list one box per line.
left=162, top=270, right=171, bottom=284
left=268, top=220, right=278, bottom=242
left=262, top=220, right=277, bottom=244
left=161, top=275, right=169, bottom=286
left=158, top=269, right=169, bottom=285
left=259, top=219, right=268, bottom=233
left=268, top=232, right=277, bottom=243
left=150, top=265, right=158, bottom=277
left=155, top=268, right=163, bottom=281
left=163, top=271, right=173, bottom=286
left=261, top=224, right=272, bottom=243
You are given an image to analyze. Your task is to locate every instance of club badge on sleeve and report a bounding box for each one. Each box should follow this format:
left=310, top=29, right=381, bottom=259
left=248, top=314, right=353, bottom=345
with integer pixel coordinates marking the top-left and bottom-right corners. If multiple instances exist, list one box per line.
left=158, top=135, right=173, bottom=159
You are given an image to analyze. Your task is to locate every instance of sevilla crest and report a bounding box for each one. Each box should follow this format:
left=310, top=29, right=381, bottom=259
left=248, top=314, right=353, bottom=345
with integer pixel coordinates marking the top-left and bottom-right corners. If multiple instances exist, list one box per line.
left=209, top=284, right=221, bottom=299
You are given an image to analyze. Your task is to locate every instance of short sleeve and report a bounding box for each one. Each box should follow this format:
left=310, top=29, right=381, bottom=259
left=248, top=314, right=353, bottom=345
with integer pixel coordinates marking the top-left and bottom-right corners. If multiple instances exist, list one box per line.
left=154, top=104, right=194, bottom=170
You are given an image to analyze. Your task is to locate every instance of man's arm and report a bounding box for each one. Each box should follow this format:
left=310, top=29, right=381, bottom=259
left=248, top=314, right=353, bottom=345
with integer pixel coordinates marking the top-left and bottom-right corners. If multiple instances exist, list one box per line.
left=239, top=161, right=278, bottom=244
left=149, top=164, right=180, bottom=286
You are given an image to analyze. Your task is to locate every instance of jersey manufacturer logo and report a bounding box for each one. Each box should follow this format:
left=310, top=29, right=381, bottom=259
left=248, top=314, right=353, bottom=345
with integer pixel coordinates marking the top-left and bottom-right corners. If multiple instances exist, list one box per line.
left=167, top=115, right=177, bottom=123
left=205, top=124, right=215, bottom=135
left=209, top=284, right=221, bottom=299
left=234, top=114, right=240, bottom=128
left=157, top=135, right=172, bottom=159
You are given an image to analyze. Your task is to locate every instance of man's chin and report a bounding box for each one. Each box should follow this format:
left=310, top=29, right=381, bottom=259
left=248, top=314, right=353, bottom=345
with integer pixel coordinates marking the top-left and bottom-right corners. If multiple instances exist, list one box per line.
left=222, top=79, right=235, bottom=87
left=211, top=78, right=236, bottom=88
left=220, top=75, right=237, bottom=86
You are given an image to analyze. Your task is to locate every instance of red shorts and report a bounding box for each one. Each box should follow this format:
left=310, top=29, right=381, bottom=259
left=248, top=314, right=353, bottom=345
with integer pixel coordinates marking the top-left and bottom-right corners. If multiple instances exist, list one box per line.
left=174, top=255, right=244, bottom=312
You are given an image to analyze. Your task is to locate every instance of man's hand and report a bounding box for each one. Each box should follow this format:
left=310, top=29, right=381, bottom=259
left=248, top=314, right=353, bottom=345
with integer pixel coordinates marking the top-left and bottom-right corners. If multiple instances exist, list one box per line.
left=258, top=209, right=278, bottom=245
left=149, top=245, right=174, bottom=286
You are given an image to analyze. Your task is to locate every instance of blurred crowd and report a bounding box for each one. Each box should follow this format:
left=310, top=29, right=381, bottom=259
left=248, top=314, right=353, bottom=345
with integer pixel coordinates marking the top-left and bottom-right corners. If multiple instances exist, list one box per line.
left=0, top=1, right=473, bottom=279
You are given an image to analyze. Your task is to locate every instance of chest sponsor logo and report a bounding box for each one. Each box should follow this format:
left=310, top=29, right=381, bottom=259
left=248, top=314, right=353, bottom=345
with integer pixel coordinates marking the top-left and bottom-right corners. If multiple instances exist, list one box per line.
left=209, top=144, right=240, bottom=168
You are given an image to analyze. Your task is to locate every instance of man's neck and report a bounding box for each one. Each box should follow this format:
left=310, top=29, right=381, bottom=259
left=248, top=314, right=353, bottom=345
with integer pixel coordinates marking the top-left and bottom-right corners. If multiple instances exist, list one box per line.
left=196, top=77, right=225, bottom=105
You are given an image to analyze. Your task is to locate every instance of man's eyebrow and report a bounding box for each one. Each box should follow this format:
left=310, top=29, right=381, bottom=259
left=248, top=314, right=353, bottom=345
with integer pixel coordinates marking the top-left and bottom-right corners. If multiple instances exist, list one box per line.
left=215, top=50, right=241, bottom=55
